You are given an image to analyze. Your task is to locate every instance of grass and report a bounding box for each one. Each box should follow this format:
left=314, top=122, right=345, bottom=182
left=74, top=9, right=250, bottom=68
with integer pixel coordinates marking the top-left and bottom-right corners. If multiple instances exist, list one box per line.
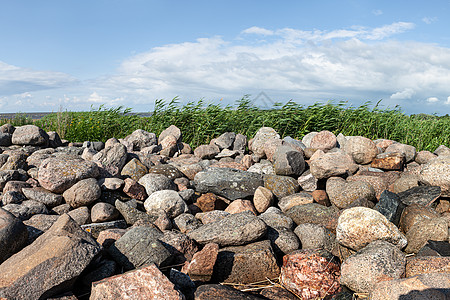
left=1, top=97, right=449, bottom=152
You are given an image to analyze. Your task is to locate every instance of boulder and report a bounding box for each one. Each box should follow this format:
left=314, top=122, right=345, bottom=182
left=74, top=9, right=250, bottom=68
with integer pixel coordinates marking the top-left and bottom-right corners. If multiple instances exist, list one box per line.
left=11, top=125, right=49, bottom=146
left=63, top=178, right=101, bottom=208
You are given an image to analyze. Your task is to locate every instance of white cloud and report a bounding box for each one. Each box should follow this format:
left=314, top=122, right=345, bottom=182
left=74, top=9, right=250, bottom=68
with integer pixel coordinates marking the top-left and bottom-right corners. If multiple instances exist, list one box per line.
left=426, top=97, right=439, bottom=103
left=364, top=22, right=415, bottom=40
left=242, top=26, right=274, bottom=35
left=422, top=17, right=437, bottom=24
left=445, top=96, right=450, bottom=105
left=390, top=88, right=415, bottom=100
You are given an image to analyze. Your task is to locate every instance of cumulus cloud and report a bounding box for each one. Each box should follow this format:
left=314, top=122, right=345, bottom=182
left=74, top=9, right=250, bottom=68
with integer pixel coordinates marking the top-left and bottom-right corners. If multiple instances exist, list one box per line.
left=390, top=88, right=415, bottom=100
left=426, top=97, right=439, bottom=103
left=242, top=26, right=274, bottom=35
left=446, top=96, right=450, bottom=105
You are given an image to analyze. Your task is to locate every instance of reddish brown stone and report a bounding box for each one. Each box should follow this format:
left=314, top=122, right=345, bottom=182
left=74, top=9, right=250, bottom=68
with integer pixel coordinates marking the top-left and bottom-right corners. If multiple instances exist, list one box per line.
left=399, top=204, right=440, bottom=233
left=347, top=174, right=389, bottom=200
left=174, top=177, right=190, bottom=191
left=225, top=199, right=258, bottom=215
left=371, top=152, right=405, bottom=170
left=375, top=139, right=394, bottom=151
left=184, top=242, right=219, bottom=282
left=122, top=178, right=147, bottom=201
left=263, top=138, right=283, bottom=162
left=312, top=190, right=330, bottom=206
left=196, top=193, right=227, bottom=212
left=90, top=263, right=184, bottom=300
left=310, top=130, right=337, bottom=151
left=280, top=249, right=341, bottom=300
left=240, top=154, right=253, bottom=169
left=96, top=228, right=127, bottom=248
left=406, top=256, right=450, bottom=277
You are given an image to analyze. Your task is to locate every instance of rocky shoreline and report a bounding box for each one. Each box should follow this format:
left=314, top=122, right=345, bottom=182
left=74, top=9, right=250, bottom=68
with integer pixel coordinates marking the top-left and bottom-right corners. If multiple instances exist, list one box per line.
left=0, top=124, right=449, bottom=299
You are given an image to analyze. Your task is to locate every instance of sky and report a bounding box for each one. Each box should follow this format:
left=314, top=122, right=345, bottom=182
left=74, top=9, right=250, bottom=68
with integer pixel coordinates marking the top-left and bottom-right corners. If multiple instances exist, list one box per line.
left=1, top=1, right=450, bottom=115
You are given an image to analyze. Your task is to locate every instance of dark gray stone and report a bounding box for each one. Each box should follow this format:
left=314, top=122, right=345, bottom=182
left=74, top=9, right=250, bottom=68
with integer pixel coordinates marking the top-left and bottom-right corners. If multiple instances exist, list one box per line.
left=398, top=186, right=441, bottom=206
left=187, top=210, right=267, bottom=246
left=273, top=145, right=305, bottom=177
left=23, top=214, right=59, bottom=243
left=115, top=199, right=157, bottom=225
left=0, top=208, right=28, bottom=264
left=285, top=203, right=340, bottom=232
left=108, top=226, right=172, bottom=271
left=22, top=187, right=64, bottom=208
left=194, top=167, right=263, bottom=200
left=2, top=200, right=49, bottom=221
left=0, top=132, right=12, bottom=147
left=195, top=284, right=261, bottom=300
left=374, top=190, right=406, bottom=226
left=416, top=240, right=450, bottom=257
left=214, top=132, right=236, bottom=150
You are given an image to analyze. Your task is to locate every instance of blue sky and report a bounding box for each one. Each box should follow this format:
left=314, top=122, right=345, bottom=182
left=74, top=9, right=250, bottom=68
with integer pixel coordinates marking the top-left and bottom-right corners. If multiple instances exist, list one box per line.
left=1, top=1, right=450, bottom=115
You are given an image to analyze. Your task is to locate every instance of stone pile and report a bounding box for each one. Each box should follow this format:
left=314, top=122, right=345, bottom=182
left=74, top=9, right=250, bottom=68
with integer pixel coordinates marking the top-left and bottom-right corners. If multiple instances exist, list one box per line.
left=0, top=124, right=449, bottom=299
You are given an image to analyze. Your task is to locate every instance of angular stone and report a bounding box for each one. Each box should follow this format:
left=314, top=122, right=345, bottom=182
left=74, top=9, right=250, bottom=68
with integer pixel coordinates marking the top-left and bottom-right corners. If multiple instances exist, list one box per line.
left=0, top=132, right=12, bottom=146
left=273, top=145, right=305, bottom=177
left=115, top=199, right=157, bottom=225
left=253, top=186, right=274, bottom=213
left=172, top=213, right=202, bottom=233
left=405, top=217, right=449, bottom=254
left=63, top=178, right=101, bottom=208
left=81, top=220, right=127, bottom=239
left=144, top=190, right=187, bottom=218
left=195, top=210, right=230, bottom=225
left=195, top=192, right=228, bottom=212
left=194, top=167, right=263, bottom=200
left=340, top=240, right=406, bottom=293
left=373, top=190, right=406, bottom=226
left=38, top=155, right=99, bottom=193
left=148, top=164, right=184, bottom=180
left=195, top=284, right=261, bottom=300
left=406, top=256, right=450, bottom=277
left=122, top=178, right=147, bottom=201
left=398, top=185, right=441, bottom=206
left=1, top=191, right=26, bottom=205
left=344, top=136, right=378, bottom=164
left=309, top=151, right=358, bottom=179
left=184, top=242, right=219, bottom=282
left=214, top=132, right=236, bottom=150
left=108, top=225, right=172, bottom=271
left=2, top=200, right=48, bottom=221
left=23, top=214, right=59, bottom=243
left=263, top=174, right=300, bottom=198
left=326, top=177, right=376, bottom=209
left=399, top=204, right=440, bottom=233
left=258, top=207, right=295, bottom=230
left=90, top=263, right=184, bottom=300
left=0, top=208, right=28, bottom=264
left=161, top=230, right=198, bottom=264
left=347, top=174, right=389, bottom=200
left=194, top=144, right=220, bottom=159
left=120, top=158, right=148, bottom=181
left=96, top=228, right=127, bottom=248
left=371, top=152, right=405, bottom=170
left=250, top=127, right=280, bottom=158
left=22, top=187, right=64, bottom=208
left=280, top=249, right=341, bottom=299
left=297, top=170, right=318, bottom=192
left=0, top=214, right=101, bottom=300
left=310, top=130, right=337, bottom=151
left=224, top=199, right=257, bottom=215
left=278, top=192, right=314, bottom=212
left=286, top=203, right=340, bottom=232
left=138, top=173, right=176, bottom=195
left=187, top=210, right=267, bottom=246
left=124, top=129, right=157, bottom=151
left=67, top=206, right=91, bottom=225
left=336, top=207, right=407, bottom=251
left=93, top=143, right=128, bottom=177
left=0, top=152, right=27, bottom=171
left=417, top=240, right=450, bottom=257
left=369, top=273, right=450, bottom=300
left=11, top=125, right=49, bottom=146
left=212, top=240, right=280, bottom=284
left=294, top=223, right=337, bottom=253
left=266, top=226, right=300, bottom=256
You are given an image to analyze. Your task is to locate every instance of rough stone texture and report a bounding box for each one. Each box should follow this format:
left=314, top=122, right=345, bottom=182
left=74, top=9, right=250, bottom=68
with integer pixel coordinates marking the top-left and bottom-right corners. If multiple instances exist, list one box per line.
left=195, top=210, right=230, bottom=225
left=278, top=192, right=314, bottom=212
left=344, top=136, right=378, bottom=164
left=67, top=206, right=91, bottom=225
left=326, top=177, right=376, bottom=209
left=371, top=152, right=405, bottom=170
left=172, top=213, right=202, bottom=233
left=194, top=144, right=220, bottom=159
left=273, top=145, right=305, bottom=176
left=347, top=174, right=389, bottom=200
left=0, top=214, right=101, bottom=300
left=263, top=138, right=283, bottom=162
left=252, top=186, right=274, bottom=213
left=195, top=284, right=261, bottom=300
left=11, top=124, right=49, bottom=146
left=309, top=151, right=358, bottom=179
left=214, top=132, right=236, bottom=150
left=373, top=190, right=406, bottom=226
left=398, top=185, right=441, bottom=206
left=120, top=158, right=148, bottom=181
left=124, top=129, right=157, bottom=151
left=369, top=272, right=450, bottom=300
left=280, top=249, right=341, bottom=300
left=225, top=199, right=258, bottom=215
left=90, top=263, right=184, bottom=300
left=93, top=143, right=128, bottom=177
left=0, top=208, right=28, bottom=264
left=294, top=223, right=337, bottom=253
left=399, top=204, right=440, bottom=233
left=0, top=132, right=12, bottom=146
left=340, top=240, right=406, bottom=293
left=194, top=167, right=263, bottom=200
left=406, top=256, right=450, bottom=277
left=258, top=207, right=295, bottom=230
left=285, top=203, right=340, bottom=232
left=115, top=199, right=158, bottom=225
left=91, top=202, right=119, bottom=223
left=161, top=230, right=198, bottom=264
left=107, top=225, right=172, bottom=271
left=144, top=189, right=188, bottom=218
left=187, top=210, right=267, bottom=246
left=212, top=240, right=280, bottom=284
left=138, top=173, right=177, bottom=195
left=96, top=228, right=127, bottom=248
left=415, top=150, right=437, bottom=164
left=63, top=178, right=101, bottom=208
left=385, top=143, right=417, bottom=163
left=23, top=214, right=59, bottom=243
left=38, top=155, right=99, bottom=193
left=336, top=207, right=407, bottom=251
left=266, top=226, right=300, bottom=256
left=22, top=187, right=64, bottom=208
left=310, top=130, right=337, bottom=151
left=2, top=200, right=49, bottom=221
left=389, top=173, right=420, bottom=194
left=184, top=242, right=219, bottom=282
left=159, top=125, right=182, bottom=144
left=195, top=192, right=227, bottom=212
left=404, top=217, right=449, bottom=253
left=249, top=127, right=280, bottom=158
left=0, top=152, right=27, bottom=171
left=122, top=178, right=147, bottom=201
left=263, top=174, right=300, bottom=198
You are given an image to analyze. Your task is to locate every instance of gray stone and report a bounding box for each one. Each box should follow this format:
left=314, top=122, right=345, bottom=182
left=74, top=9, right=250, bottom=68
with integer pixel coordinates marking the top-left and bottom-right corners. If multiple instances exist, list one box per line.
left=195, top=284, right=261, bottom=300
left=297, top=170, right=318, bottom=192
left=273, top=145, right=305, bottom=176
left=405, top=217, right=449, bottom=254
left=340, top=240, right=406, bottom=293
left=266, top=226, right=300, bottom=256
left=258, top=207, right=295, bottom=230
left=344, top=136, right=378, bottom=164
left=23, top=214, right=59, bottom=243
left=309, top=151, right=358, bottom=179
left=144, top=190, right=187, bottom=218
left=91, top=202, right=120, bottom=223
left=283, top=136, right=306, bottom=151
left=398, top=185, right=441, bottom=206
left=67, top=206, right=91, bottom=225
left=0, top=214, right=101, bottom=300
left=285, top=203, right=340, bottom=232
left=125, top=129, right=157, bottom=151
left=250, top=127, right=280, bottom=158
left=159, top=125, right=182, bottom=144
left=187, top=210, right=267, bottom=246
left=108, top=225, right=172, bottom=271
left=22, top=187, right=64, bottom=208
left=263, top=174, right=300, bottom=198
left=194, top=167, right=263, bottom=200
left=63, top=178, right=101, bottom=208
left=1, top=191, right=26, bottom=205
left=294, top=223, right=337, bottom=253
left=0, top=208, right=28, bottom=264
left=93, top=143, right=128, bottom=177
left=81, top=220, right=127, bottom=239
left=115, top=199, right=157, bottom=225
left=172, top=213, right=202, bottom=233
left=120, top=158, right=148, bottom=181
left=214, top=132, right=236, bottom=150
left=0, top=132, right=12, bottom=146
left=326, top=177, right=376, bottom=209
left=0, top=170, right=20, bottom=190
left=374, top=190, right=406, bottom=226
left=2, top=200, right=48, bottom=221
left=138, top=173, right=177, bottom=195
left=11, top=125, right=49, bottom=146
left=195, top=210, right=230, bottom=224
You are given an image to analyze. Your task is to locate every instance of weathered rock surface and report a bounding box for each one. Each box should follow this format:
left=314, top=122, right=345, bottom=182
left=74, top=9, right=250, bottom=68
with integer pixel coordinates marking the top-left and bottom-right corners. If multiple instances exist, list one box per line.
left=309, top=151, right=358, bottom=179
left=0, top=208, right=28, bottom=264
left=63, top=178, right=101, bottom=208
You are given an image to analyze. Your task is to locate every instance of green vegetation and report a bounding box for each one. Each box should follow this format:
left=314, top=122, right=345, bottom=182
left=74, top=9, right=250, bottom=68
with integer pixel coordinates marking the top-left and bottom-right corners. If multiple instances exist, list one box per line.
left=1, top=97, right=449, bottom=152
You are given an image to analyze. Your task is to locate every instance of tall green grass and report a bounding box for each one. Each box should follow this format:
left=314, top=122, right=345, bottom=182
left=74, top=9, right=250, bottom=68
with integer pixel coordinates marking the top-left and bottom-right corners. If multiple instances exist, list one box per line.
left=1, top=97, right=449, bottom=151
